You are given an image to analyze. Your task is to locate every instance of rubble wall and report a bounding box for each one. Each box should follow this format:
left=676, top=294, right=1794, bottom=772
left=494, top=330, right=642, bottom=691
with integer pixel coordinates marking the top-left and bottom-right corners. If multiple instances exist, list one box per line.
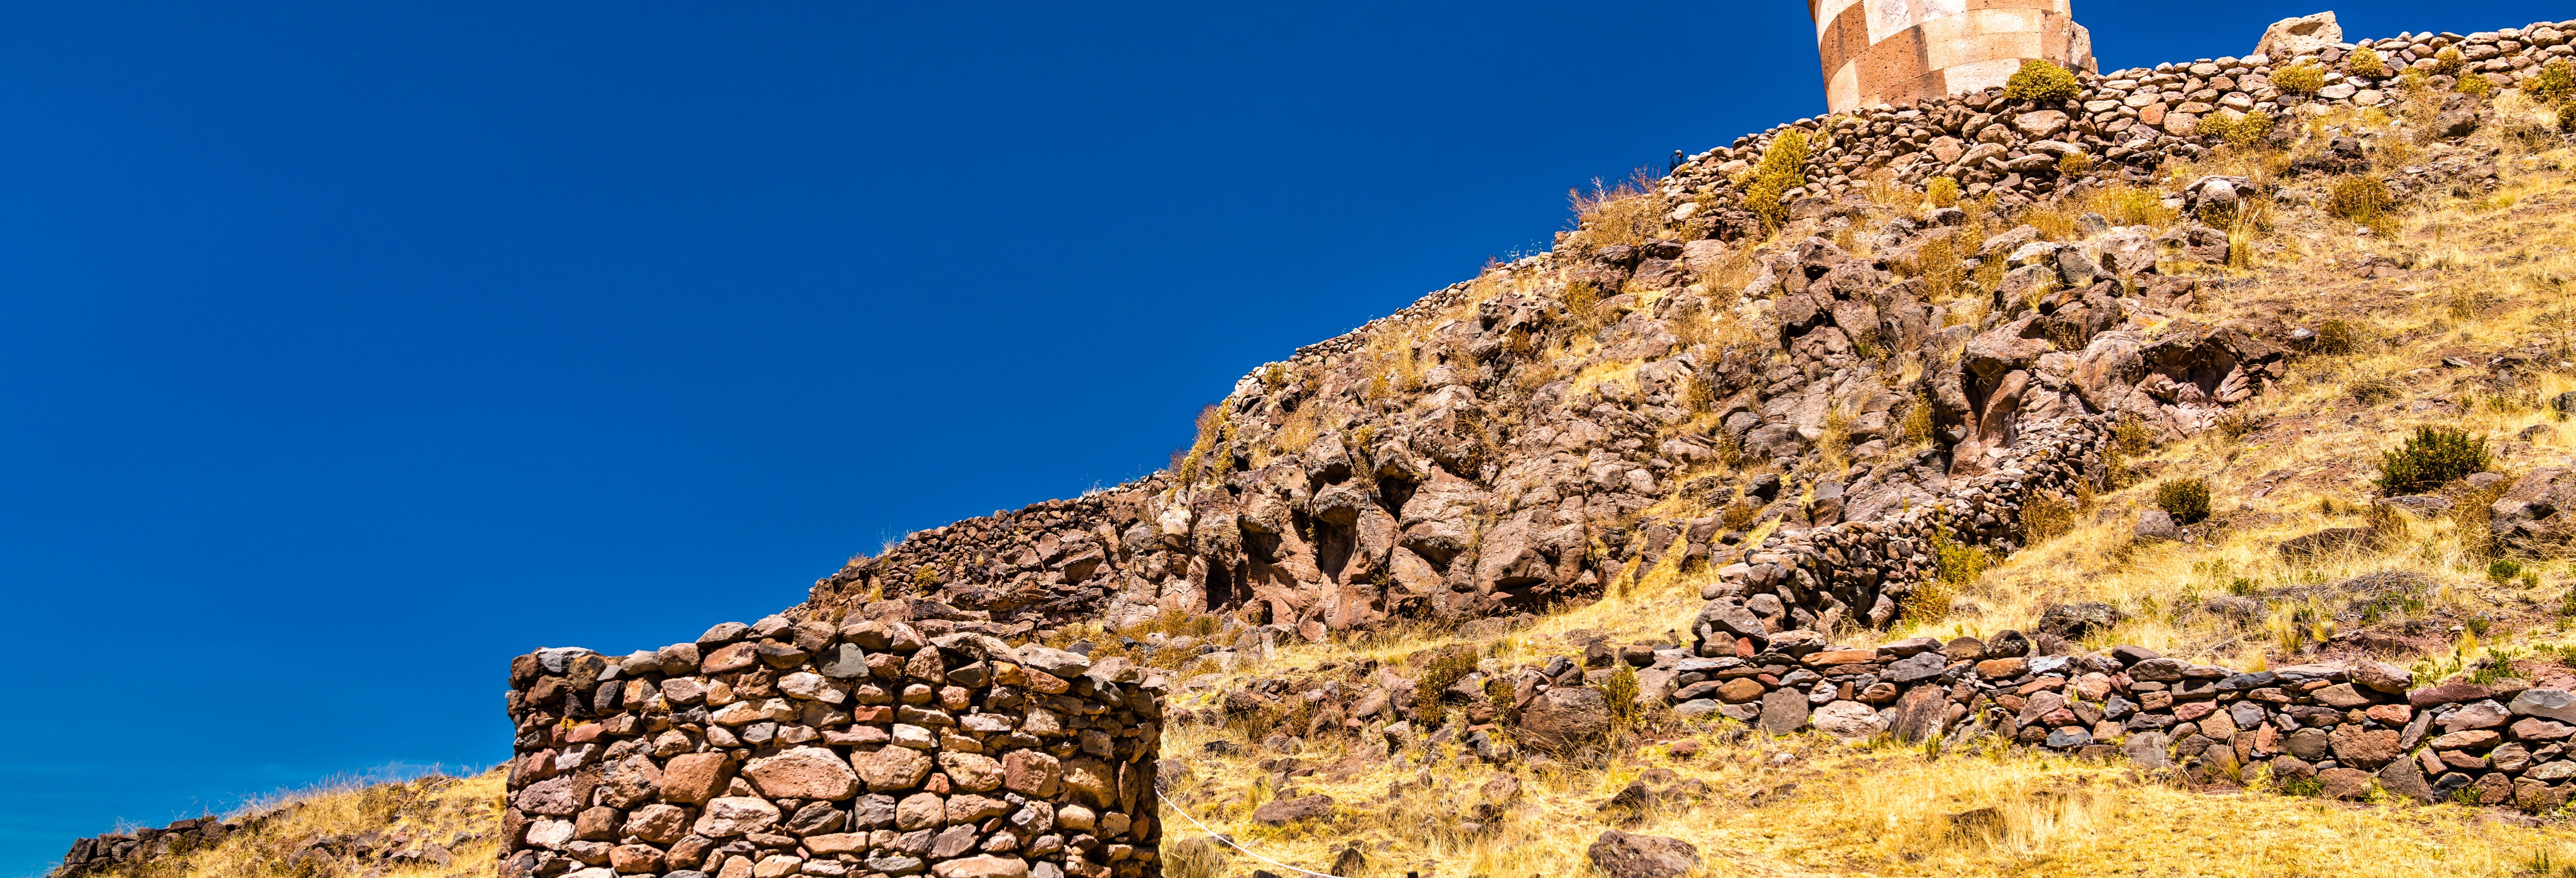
left=495, top=617, right=1164, bottom=878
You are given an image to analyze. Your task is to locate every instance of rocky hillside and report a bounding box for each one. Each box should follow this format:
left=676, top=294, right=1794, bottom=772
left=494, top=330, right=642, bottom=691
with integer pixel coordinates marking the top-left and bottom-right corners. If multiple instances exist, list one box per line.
left=52, top=14, right=2576, bottom=878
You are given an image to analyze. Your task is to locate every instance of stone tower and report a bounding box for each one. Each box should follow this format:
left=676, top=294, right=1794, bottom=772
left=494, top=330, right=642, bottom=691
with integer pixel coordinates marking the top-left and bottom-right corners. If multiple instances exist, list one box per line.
left=1809, top=0, right=2096, bottom=113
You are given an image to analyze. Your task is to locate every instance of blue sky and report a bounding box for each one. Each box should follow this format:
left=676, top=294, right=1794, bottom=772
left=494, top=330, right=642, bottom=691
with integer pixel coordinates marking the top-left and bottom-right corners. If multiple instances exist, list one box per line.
left=1, top=2, right=2565, bottom=873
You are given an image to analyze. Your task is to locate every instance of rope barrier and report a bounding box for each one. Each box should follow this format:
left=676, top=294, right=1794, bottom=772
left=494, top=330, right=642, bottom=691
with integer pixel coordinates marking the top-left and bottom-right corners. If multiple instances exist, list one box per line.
left=1154, top=789, right=1353, bottom=878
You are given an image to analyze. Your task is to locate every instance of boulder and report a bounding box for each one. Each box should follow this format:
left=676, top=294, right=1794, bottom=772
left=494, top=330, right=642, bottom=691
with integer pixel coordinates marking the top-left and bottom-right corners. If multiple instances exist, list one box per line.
left=1811, top=700, right=1886, bottom=741
left=2036, top=602, right=2122, bottom=640
left=1250, top=794, right=1335, bottom=825
left=1518, top=686, right=1614, bottom=755
left=2493, top=468, right=2576, bottom=558
left=1586, top=831, right=1702, bottom=878
left=2253, top=12, right=2341, bottom=60
left=692, top=797, right=781, bottom=838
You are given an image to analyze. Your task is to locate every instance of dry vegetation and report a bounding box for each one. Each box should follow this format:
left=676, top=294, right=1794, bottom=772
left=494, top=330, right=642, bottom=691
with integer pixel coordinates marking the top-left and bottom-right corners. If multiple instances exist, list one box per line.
left=88, top=770, right=504, bottom=878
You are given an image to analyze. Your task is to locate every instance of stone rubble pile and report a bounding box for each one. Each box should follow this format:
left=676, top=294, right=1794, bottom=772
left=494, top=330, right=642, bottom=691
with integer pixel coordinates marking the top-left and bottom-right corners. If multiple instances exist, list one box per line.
left=499, top=613, right=1163, bottom=878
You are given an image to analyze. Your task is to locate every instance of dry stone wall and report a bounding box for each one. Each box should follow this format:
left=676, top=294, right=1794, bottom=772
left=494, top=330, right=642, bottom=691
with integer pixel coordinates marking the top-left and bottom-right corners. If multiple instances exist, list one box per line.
left=499, top=615, right=1163, bottom=878
left=1679, top=19, right=2576, bottom=217
left=1649, top=624, right=2576, bottom=809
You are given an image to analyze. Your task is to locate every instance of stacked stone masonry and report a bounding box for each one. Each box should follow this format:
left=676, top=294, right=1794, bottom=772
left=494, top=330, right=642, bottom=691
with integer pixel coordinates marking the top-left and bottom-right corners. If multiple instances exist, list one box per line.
left=498, top=614, right=1163, bottom=878
left=1645, top=626, right=2576, bottom=809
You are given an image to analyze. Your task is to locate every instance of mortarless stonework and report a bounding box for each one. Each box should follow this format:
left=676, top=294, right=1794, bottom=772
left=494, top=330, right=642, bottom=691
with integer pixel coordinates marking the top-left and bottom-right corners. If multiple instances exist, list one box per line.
left=498, top=615, right=1162, bottom=878
left=1810, top=0, right=2097, bottom=113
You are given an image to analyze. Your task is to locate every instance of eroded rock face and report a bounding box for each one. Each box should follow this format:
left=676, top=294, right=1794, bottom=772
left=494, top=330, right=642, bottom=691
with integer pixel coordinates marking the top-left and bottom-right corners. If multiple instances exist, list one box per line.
left=1588, top=830, right=1702, bottom=878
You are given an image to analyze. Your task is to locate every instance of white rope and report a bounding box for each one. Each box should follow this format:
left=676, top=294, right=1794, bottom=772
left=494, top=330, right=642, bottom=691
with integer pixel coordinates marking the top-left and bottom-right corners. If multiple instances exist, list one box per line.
left=1154, top=789, right=1353, bottom=878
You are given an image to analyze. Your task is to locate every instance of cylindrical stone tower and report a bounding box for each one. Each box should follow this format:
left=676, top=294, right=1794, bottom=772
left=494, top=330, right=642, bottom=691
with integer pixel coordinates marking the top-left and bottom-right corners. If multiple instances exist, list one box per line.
left=1809, top=0, right=2096, bottom=113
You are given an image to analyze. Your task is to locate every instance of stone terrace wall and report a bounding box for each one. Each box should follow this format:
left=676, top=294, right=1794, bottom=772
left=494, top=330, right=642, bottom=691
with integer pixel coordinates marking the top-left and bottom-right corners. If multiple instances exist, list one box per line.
left=499, top=615, right=1164, bottom=878
left=55, top=816, right=259, bottom=876
left=1649, top=622, right=2576, bottom=808
left=1698, top=412, right=2108, bottom=636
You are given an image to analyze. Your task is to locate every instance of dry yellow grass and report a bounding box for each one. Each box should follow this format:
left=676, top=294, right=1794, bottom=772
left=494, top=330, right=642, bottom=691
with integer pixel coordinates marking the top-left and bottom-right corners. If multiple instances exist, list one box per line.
left=1158, top=710, right=2576, bottom=878
left=99, top=769, right=505, bottom=878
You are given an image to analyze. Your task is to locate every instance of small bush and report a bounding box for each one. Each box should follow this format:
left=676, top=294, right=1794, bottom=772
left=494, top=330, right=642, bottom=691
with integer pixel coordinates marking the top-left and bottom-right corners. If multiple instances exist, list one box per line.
left=2347, top=46, right=2390, bottom=80
left=2156, top=478, right=2212, bottom=524
left=2314, top=319, right=2361, bottom=354
left=2274, top=61, right=2326, bottom=96
left=2329, top=176, right=2396, bottom=225
left=2533, top=59, right=2576, bottom=104
left=2023, top=491, right=2074, bottom=542
left=2432, top=46, right=2465, bottom=76
left=1411, top=644, right=1480, bottom=726
left=2005, top=59, right=2082, bottom=104
left=1931, top=526, right=1989, bottom=586
left=2490, top=558, right=2525, bottom=583
left=1600, top=663, right=1643, bottom=726
left=1742, top=130, right=1811, bottom=231
left=2057, top=152, right=2096, bottom=177
left=2457, top=73, right=2494, bottom=97
left=2373, top=426, right=2489, bottom=495
left=1925, top=176, right=1961, bottom=208
left=2201, top=110, right=2273, bottom=150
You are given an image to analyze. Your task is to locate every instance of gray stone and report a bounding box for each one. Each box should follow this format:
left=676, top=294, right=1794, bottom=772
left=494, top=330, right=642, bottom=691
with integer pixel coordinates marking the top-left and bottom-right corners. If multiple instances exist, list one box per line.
left=2511, top=689, right=2576, bottom=723
left=1758, top=688, right=1810, bottom=734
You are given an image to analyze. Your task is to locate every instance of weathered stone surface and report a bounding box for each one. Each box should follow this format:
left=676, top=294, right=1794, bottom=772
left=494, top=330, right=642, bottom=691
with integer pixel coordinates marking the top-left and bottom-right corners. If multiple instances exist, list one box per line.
left=2318, top=767, right=2376, bottom=800
left=1002, top=750, right=1062, bottom=798
left=1058, top=758, right=1115, bottom=809
left=937, top=753, right=1005, bottom=793
left=1811, top=700, right=1885, bottom=740
left=744, top=747, right=860, bottom=801
left=930, top=855, right=1030, bottom=878
left=1892, top=686, right=1949, bottom=743
left=1587, top=830, right=1702, bottom=878
left=856, top=746, right=935, bottom=792
left=662, top=754, right=737, bottom=805
left=2512, top=689, right=2576, bottom=723
left=2328, top=725, right=2402, bottom=769
left=2351, top=661, right=2413, bottom=695
left=1518, top=686, right=1613, bottom=754
left=1758, top=688, right=1810, bottom=734
left=693, top=797, right=782, bottom=838
left=1250, top=794, right=1334, bottom=825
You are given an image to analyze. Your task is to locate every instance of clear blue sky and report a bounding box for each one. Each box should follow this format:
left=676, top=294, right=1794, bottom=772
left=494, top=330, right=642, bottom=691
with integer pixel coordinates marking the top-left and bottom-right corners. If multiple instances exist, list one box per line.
left=1, top=2, right=2561, bottom=873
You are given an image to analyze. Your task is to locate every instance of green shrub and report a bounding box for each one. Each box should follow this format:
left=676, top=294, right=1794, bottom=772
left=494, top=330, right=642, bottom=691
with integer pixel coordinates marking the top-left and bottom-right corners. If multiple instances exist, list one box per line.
left=2490, top=558, right=2525, bottom=583
left=2273, top=61, right=2326, bottom=96
left=2156, top=478, right=2212, bottom=524
left=2347, top=46, right=2390, bottom=80
left=2005, top=59, right=2082, bottom=104
left=2533, top=59, right=2576, bottom=104
left=1926, top=176, right=1961, bottom=208
left=1742, top=130, right=1811, bottom=230
left=2457, top=72, right=2493, bottom=97
left=2373, top=426, right=2489, bottom=495
left=2563, top=104, right=2576, bottom=134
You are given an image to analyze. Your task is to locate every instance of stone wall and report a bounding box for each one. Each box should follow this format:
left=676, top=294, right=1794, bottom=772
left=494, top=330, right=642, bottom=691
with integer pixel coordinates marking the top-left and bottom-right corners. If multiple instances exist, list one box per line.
left=498, top=615, right=1164, bottom=878
left=1695, top=19, right=2576, bottom=216
left=1809, top=0, right=2096, bottom=114
left=54, top=816, right=259, bottom=876
left=1650, top=623, right=2576, bottom=808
